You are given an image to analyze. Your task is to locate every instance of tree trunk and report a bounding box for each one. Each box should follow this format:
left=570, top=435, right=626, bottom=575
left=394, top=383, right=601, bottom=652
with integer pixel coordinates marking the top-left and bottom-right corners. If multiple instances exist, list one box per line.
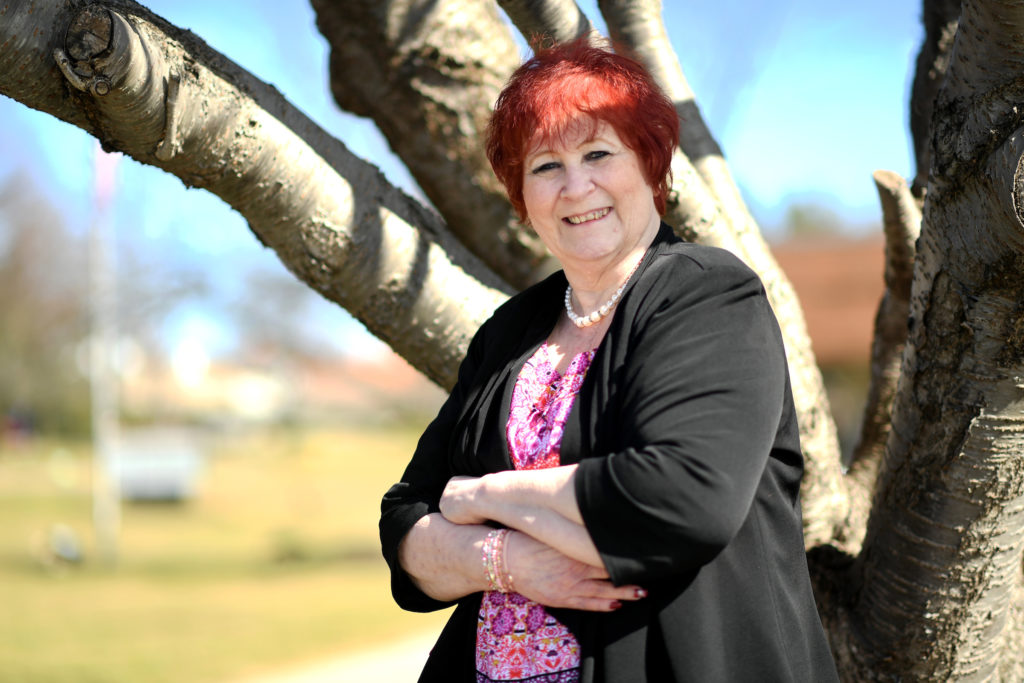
left=820, top=0, right=1024, bottom=677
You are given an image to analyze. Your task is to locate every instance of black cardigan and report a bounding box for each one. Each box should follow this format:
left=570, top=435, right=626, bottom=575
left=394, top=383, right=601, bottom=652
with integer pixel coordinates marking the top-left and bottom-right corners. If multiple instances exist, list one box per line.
left=380, top=224, right=838, bottom=682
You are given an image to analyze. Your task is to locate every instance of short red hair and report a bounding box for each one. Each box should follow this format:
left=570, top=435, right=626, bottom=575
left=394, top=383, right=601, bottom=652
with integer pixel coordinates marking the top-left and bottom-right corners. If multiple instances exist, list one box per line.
left=486, top=37, right=679, bottom=220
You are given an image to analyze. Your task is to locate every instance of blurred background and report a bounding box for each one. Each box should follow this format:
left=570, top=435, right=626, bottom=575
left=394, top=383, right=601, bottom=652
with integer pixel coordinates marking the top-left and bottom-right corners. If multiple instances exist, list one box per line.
left=0, top=1, right=919, bottom=680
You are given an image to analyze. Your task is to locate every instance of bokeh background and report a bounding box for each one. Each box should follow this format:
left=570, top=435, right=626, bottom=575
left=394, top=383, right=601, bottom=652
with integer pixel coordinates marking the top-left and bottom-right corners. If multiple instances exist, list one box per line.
left=0, top=1, right=920, bottom=680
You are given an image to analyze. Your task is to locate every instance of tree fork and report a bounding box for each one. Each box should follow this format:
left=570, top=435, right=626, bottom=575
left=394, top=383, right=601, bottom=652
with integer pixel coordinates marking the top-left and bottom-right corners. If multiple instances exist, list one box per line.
left=312, top=0, right=554, bottom=291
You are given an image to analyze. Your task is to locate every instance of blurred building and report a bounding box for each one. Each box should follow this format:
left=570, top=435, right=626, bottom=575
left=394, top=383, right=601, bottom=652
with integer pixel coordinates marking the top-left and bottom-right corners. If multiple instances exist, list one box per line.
left=773, top=235, right=887, bottom=458
left=121, top=347, right=446, bottom=428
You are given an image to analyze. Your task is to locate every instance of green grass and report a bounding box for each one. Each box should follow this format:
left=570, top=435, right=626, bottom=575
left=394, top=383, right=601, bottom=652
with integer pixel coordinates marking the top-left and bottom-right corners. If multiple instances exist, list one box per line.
left=0, top=427, right=450, bottom=682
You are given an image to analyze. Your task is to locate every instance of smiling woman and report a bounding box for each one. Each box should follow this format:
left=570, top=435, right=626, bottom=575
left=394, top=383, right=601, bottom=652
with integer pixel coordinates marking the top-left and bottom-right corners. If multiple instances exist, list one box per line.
left=380, top=37, right=839, bottom=682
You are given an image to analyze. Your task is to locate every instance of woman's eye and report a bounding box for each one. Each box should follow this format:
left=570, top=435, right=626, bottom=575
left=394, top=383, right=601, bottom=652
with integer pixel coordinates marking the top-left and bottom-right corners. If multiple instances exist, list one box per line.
left=585, top=150, right=610, bottom=162
left=531, top=162, right=560, bottom=174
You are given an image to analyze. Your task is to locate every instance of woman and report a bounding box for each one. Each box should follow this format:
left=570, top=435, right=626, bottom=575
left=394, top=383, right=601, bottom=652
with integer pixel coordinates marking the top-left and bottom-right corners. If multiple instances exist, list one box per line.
left=380, top=38, right=838, bottom=682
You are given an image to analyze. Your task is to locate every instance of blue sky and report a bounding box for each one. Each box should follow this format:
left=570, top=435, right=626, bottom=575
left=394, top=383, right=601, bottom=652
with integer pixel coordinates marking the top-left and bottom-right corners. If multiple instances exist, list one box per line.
left=0, top=1, right=922, bottom=358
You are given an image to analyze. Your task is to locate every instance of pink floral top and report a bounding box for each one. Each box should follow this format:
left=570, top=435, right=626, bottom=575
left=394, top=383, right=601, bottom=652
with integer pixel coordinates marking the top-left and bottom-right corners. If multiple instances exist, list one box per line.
left=475, top=343, right=595, bottom=682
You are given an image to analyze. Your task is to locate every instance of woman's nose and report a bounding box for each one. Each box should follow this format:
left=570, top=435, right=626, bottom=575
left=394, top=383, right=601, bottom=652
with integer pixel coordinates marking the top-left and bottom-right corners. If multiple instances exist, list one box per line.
left=560, top=164, right=594, bottom=199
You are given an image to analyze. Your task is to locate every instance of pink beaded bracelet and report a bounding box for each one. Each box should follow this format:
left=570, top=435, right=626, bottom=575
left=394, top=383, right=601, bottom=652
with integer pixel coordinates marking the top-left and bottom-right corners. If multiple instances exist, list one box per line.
left=482, top=528, right=514, bottom=593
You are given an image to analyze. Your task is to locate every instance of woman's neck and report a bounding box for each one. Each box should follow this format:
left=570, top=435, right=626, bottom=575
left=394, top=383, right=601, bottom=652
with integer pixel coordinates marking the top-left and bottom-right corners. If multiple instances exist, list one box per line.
left=564, top=246, right=645, bottom=314
left=562, top=221, right=658, bottom=312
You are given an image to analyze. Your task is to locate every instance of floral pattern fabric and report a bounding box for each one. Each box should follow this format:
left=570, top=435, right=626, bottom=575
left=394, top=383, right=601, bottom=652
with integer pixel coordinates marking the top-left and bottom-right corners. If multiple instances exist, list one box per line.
left=475, top=343, right=594, bottom=682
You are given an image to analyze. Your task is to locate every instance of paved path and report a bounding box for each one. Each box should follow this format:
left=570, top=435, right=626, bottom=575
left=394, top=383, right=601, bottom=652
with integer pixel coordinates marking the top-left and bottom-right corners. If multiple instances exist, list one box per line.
left=232, top=631, right=436, bottom=683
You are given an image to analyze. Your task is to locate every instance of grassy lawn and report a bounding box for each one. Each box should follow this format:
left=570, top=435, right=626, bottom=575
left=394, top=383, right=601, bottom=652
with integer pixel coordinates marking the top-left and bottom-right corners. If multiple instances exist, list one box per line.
left=0, top=426, right=450, bottom=683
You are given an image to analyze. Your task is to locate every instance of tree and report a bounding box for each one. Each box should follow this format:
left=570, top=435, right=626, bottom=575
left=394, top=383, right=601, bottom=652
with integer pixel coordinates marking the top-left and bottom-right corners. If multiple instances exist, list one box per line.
left=0, top=174, right=92, bottom=435
left=2, top=0, right=1022, bottom=678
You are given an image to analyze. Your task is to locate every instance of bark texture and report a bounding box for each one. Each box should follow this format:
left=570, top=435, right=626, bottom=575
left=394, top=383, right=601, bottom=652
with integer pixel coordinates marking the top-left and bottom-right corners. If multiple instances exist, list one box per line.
left=909, top=0, right=960, bottom=198
left=0, top=0, right=510, bottom=390
left=495, top=0, right=595, bottom=44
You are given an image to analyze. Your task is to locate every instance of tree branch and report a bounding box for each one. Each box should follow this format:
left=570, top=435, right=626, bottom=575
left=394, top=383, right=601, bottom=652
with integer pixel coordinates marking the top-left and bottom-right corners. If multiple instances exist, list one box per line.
left=930, top=0, right=1024, bottom=185
left=312, top=0, right=553, bottom=291
left=0, top=0, right=511, bottom=390
left=495, top=0, right=596, bottom=44
left=836, top=170, right=920, bottom=555
left=854, top=171, right=919, bottom=471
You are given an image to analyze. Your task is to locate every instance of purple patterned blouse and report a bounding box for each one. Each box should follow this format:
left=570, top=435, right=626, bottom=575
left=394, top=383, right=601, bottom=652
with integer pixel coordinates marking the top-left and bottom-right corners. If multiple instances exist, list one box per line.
left=475, top=343, right=594, bottom=683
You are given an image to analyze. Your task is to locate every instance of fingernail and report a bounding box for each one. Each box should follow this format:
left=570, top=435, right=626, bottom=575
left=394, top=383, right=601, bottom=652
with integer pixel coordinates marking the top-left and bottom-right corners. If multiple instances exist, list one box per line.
left=635, top=588, right=647, bottom=599
left=610, top=600, right=622, bottom=610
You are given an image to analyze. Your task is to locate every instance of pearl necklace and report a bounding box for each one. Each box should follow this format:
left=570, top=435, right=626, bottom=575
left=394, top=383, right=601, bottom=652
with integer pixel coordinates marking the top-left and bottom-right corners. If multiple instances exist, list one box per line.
left=564, top=255, right=643, bottom=328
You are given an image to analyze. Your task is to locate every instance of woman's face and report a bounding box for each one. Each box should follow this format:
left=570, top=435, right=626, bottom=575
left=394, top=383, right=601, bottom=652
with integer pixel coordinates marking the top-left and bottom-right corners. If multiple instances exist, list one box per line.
left=521, top=120, right=659, bottom=273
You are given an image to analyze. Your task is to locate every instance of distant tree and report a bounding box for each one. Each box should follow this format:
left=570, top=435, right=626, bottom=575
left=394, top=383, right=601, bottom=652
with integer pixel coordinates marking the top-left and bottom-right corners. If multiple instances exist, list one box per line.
left=0, top=175, right=91, bottom=435
left=3, top=0, right=1023, bottom=679
left=783, top=202, right=847, bottom=239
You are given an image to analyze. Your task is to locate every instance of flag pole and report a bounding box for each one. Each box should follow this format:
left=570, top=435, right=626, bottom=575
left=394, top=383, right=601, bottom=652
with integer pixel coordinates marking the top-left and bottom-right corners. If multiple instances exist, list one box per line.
left=90, top=142, right=121, bottom=566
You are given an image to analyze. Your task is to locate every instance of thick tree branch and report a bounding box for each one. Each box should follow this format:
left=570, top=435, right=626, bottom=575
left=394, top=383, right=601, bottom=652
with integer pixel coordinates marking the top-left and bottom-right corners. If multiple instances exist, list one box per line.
left=930, top=0, right=1024, bottom=185
left=311, top=0, right=553, bottom=291
left=0, top=0, right=510, bottom=390
left=495, top=0, right=595, bottom=44
left=835, top=171, right=920, bottom=555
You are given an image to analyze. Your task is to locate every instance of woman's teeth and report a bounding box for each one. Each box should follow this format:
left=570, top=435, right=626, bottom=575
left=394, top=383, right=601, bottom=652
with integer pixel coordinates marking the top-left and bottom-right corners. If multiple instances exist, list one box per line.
left=565, top=208, right=610, bottom=224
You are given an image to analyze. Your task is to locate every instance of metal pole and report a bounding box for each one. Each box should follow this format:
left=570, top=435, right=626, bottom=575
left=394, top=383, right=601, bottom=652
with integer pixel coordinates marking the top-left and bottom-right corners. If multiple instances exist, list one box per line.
left=90, top=143, right=120, bottom=566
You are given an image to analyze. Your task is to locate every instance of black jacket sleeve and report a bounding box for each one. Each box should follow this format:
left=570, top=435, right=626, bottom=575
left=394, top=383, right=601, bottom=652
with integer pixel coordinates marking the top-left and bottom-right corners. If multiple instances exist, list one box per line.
left=575, top=248, right=792, bottom=585
left=378, top=318, right=491, bottom=613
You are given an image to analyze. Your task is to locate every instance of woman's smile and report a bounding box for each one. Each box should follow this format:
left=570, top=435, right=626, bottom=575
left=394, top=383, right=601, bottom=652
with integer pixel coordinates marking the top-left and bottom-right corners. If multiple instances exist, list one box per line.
left=564, top=207, right=611, bottom=225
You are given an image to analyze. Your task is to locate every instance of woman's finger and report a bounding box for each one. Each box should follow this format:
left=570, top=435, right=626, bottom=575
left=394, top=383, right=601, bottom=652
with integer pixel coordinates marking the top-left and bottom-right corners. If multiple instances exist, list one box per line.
left=576, top=579, right=647, bottom=602
left=562, top=596, right=625, bottom=612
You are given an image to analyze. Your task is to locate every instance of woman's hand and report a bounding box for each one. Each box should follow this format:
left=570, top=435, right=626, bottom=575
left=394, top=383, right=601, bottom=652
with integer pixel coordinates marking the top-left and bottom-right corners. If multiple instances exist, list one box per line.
left=439, top=475, right=490, bottom=525
left=505, top=531, right=646, bottom=612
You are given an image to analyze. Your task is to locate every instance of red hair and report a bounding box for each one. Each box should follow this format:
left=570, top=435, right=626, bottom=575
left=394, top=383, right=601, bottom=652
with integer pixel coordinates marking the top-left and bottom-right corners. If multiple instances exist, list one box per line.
left=486, top=37, right=679, bottom=220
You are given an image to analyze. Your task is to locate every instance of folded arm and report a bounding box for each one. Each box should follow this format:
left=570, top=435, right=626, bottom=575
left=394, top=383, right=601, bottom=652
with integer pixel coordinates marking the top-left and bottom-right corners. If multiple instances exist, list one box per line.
left=398, top=510, right=643, bottom=611
left=439, top=465, right=603, bottom=568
